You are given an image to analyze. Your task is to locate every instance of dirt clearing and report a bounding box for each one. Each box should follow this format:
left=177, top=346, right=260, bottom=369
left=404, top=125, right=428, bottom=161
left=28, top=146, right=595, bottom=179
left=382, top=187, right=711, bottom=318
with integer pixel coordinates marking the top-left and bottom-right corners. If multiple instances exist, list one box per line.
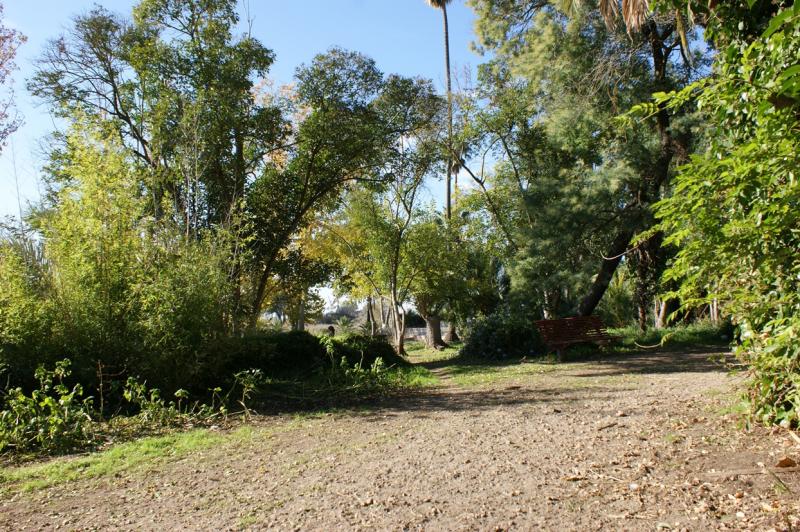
left=2, top=348, right=799, bottom=531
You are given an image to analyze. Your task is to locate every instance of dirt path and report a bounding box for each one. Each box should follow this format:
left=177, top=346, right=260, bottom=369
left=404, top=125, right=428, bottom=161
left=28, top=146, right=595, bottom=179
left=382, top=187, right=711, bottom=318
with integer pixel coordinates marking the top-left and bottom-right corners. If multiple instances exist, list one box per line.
left=2, top=348, right=799, bottom=531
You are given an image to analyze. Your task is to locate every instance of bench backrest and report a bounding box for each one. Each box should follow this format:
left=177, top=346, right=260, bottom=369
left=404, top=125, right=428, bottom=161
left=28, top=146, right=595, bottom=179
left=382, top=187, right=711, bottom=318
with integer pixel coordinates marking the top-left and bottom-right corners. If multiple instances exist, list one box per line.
left=534, top=315, right=611, bottom=344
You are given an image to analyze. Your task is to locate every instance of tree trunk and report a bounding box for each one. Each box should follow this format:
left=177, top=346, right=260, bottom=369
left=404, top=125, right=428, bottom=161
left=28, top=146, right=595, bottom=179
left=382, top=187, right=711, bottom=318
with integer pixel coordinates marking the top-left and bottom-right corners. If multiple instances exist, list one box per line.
left=635, top=250, right=649, bottom=331
left=379, top=297, right=389, bottom=330
left=709, top=299, right=720, bottom=324
left=294, top=293, right=306, bottom=332
left=636, top=290, right=649, bottom=331
left=366, top=296, right=376, bottom=336
left=444, top=323, right=460, bottom=343
left=390, top=296, right=406, bottom=356
left=578, top=229, right=635, bottom=316
left=424, top=315, right=448, bottom=350
left=654, top=297, right=678, bottom=329
left=654, top=299, right=667, bottom=329
left=248, top=255, right=276, bottom=330
left=544, top=289, right=562, bottom=319
left=442, top=4, right=452, bottom=221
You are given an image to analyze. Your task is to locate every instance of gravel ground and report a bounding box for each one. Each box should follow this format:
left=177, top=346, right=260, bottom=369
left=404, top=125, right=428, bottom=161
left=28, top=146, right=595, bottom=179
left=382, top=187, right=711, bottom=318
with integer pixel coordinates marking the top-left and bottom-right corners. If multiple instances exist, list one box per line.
left=2, top=347, right=799, bottom=531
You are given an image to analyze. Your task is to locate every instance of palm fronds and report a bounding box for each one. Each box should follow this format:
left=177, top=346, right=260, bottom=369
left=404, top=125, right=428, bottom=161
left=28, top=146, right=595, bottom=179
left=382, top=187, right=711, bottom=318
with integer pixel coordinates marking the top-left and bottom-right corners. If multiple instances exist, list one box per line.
left=597, top=0, right=650, bottom=32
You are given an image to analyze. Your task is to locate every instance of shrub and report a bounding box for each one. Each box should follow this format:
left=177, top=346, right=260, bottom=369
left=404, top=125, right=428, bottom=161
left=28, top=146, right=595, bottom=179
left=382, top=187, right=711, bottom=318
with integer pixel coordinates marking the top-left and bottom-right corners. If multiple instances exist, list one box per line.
left=329, top=333, right=407, bottom=368
left=460, top=307, right=545, bottom=360
left=204, top=330, right=329, bottom=385
left=120, top=377, right=226, bottom=428
left=649, top=5, right=800, bottom=427
left=740, top=319, right=800, bottom=428
left=0, top=237, right=56, bottom=388
left=595, top=267, right=636, bottom=328
left=325, top=356, right=394, bottom=396
left=0, top=360, right=94, bottom=454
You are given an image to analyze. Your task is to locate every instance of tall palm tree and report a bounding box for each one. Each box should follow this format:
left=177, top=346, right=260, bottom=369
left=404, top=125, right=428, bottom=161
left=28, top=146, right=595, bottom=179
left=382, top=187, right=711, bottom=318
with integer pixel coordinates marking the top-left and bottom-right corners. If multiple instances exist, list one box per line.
left=427, top=0, right=454, bottom=221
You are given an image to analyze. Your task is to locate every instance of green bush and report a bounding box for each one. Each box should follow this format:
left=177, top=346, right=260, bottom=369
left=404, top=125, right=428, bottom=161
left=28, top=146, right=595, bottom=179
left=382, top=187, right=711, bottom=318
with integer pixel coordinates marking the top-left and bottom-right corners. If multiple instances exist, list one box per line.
left=740, top=318, right=800, bottom=428
left=459, top=307, right=545, bottom=360
left=204, top=330, right=329, bottom=385
left=649, top=5, right=800, bottom=427
left=0, top=360, right=94, bottom=454
left=325, top=357, right=394, bottom=396
left=329, top=333, right=407, bottom=368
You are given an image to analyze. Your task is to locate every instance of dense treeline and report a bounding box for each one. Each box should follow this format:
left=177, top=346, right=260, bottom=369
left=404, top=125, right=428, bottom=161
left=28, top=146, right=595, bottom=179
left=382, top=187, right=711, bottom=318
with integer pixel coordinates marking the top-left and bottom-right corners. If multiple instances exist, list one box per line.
left=0, top=0, right=797, bottom=438
left=2, top=0, right=445, bottom=396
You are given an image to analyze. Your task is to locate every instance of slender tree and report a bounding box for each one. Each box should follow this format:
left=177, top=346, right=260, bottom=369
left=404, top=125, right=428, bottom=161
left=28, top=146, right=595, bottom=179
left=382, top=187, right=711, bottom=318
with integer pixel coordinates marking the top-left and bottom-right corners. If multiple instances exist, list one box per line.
left=0, top=3, right=24, bottom=152
left=426, top=0, right=454, bottom=220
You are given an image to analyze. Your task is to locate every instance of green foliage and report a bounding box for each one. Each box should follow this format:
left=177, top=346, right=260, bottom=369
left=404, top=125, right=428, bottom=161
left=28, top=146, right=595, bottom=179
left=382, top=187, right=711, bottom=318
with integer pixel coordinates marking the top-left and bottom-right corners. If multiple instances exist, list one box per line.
left=596, top=267, right=637, bottom=328
left=245, top=53, right=443, bottom=326
left=0, top=124, right=233, bottom=396
left=232, top=369, right=264, bottom=420
left=130, top=232, right=234, bottom=393
left=611, top=321, right=733, bottom=350
left=460, top=307, right=545, bottom=360
left=329, top=334, right=407, bottom=368
left=324, top=357, right=394, bottom=396
left=209, top=331, right=328, bottom=382
left=0, top=360, right=94, bottom=454
left=650, top=2, right=800, bottom=426
left=312, top=353, right=434, bottom=398
left=29, top=0, right=284, bottom=228
left=317, top=79, right=443, bottom=350
left=29, top=0, right=448, bottom=332
left=205, top=331, right=403, bottom=387
left=465, top=0, right=702, bottom=321
left=0, top=231, right=52, bottom=381
left=120, top=377, right=225, bottom=428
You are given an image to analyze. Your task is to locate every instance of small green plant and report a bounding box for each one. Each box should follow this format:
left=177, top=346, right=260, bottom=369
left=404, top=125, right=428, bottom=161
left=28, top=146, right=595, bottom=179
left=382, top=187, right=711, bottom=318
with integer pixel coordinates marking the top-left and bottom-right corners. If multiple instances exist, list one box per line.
left=335, top=316, right=354, bottom=332
left=233, top=369, right=265, bottom=420
left=0, top=359, right=94, bottom=454
left=323, top=356, right=393, bottom=396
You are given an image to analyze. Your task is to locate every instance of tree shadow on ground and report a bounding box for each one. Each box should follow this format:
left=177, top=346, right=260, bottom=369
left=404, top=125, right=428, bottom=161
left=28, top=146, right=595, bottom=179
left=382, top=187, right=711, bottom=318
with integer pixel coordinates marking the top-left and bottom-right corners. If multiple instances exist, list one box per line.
left=256, top=383, right=637, bottom=417
left=368, top=384, right=637, bottom=415
left=255, top=347, right=731, bottom=417
left=418, top=344, right=732, bottom=376
left=560, top=345, right=734, bottom=377
left=414, top=352, right=533, bottom=372
left=365, top=348, right=731, bottom=418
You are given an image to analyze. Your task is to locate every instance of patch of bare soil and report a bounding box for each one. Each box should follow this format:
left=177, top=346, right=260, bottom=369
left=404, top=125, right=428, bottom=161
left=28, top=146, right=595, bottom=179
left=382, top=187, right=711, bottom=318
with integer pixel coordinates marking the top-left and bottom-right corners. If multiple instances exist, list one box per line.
left=2, top=348, right=799, bottom=531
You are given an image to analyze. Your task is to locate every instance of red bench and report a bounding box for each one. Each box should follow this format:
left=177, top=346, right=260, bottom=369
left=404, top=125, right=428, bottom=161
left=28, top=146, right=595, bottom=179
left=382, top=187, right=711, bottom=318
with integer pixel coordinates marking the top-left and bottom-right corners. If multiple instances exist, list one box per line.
left=534, top=316, right=619, bottom=359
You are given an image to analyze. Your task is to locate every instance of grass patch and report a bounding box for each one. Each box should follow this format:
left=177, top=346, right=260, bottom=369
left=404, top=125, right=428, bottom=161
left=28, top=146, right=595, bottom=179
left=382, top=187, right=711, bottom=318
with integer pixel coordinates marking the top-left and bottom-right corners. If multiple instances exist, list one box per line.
left=0, top=426, right=256, bottom=494
left=404, top=340, right=426, bottom=352
left=407, top=344, right=560, bottom=387
left=238, top=513, right=259, bottom=529
left=406, top=345, right=461, bottom=365
left=395, top=366, right=439, bottom=387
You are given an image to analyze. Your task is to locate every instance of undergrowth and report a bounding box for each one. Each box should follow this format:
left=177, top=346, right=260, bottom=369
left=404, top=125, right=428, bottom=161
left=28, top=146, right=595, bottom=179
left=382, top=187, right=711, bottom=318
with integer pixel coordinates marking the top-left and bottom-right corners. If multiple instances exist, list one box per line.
left=1, top=348, right=436, bottom=458
left=610, top=321, right=733, bottom=351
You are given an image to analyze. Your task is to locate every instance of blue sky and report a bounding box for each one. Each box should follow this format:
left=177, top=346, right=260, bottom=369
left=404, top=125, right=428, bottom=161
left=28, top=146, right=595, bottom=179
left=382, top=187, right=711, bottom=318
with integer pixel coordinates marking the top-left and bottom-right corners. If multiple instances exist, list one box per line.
left=0, top=0, right=480, bottom=218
